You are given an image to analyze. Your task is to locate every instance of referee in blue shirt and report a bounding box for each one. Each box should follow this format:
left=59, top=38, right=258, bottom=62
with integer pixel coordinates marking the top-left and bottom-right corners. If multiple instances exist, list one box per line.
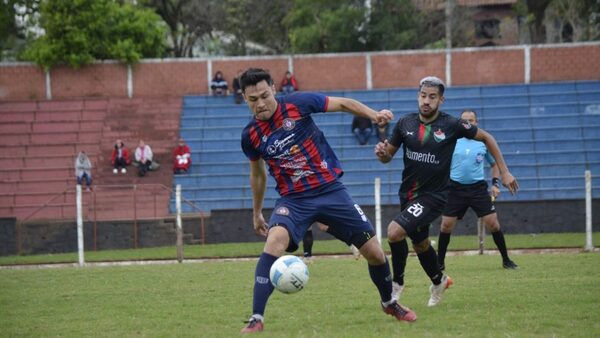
left=437, top=110, right=518, bottom=270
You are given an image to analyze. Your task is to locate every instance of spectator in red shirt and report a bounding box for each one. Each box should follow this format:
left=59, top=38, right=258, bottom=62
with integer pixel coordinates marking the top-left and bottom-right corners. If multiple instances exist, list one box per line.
left=280, top=71, right=298, bottom=95
left=173, top=138, right=192, bottom=174
left=111, top=139, right=131, bottom=174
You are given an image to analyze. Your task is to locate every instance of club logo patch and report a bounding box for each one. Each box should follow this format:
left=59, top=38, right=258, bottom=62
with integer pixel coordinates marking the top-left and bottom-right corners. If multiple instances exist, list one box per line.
left=283, top=118, right=296, bottom=131
left=433, top=129, right=446, bottom=142
left=275, top=206, right=289, bottom=216
left=476, top=153, right=484, bottom=163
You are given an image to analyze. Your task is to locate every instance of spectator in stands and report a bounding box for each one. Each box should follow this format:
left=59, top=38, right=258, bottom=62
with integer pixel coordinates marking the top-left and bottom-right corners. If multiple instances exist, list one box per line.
left=280, top=70, right=298, bottom=95
left=232, top=70, right=244, bottom=104
left=210, top=70, right=229, bottom=96
left=352, top=115, right=373, bottom=145
left=111, top=139, right=130, bottom=174
left=173, top=138, right=192, bottom=174
left=75, top=151, right=92, bottom=191
left=134, top=139, right=159, bottom=177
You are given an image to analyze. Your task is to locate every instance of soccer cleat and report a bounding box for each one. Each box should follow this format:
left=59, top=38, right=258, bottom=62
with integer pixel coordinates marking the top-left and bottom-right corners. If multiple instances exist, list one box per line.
left=241, top=317, right=264, bottom=333
left=350, top=245, right=361, bottom=260
left=121, top=168, right=127, bottom=174
left=427, top=275, right=453, bottom=307
left=503, top=260, right=518, bottom=269
left=392, top=281, right=404, bottom=301
left=113, top=168, right=118, bottom=174
left=382, top=300, right=417, bottom=322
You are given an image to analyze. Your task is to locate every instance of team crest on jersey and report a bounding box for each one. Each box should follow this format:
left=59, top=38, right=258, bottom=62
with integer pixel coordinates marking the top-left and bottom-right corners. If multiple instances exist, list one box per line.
left=320, top=160, right=328, bottom=169
left=282, top=118, right=296, bottom=131
left=275, top=206, right=289, bottom=216
left=433, top=129, right=446, bottom=142
left=476, top=153, right=484, bottom=163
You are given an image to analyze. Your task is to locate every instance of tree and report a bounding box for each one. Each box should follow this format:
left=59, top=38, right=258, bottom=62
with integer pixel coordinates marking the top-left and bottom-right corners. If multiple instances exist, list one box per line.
left=544, top=0, right=600, bottom=42
left=0, top=0, right=40, bottom=60
left=283, top=0, right=367, bottom=53
left=143, top=0, right=223, bottom=57
left=22, top=0, right=166, bottom=70
left=513, top=0, right=553, bottom=43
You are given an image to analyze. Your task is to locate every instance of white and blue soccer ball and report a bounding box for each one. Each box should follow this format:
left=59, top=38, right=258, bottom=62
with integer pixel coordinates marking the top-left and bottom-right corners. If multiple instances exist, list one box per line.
left=269, top=255, right=309, bottom=294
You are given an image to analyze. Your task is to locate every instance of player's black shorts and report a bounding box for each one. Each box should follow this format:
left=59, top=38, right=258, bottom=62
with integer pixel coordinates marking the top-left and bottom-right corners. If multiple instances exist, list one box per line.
left=393, top=192, right=447, bottom=244
left=442, top=180, right=496, bottom=219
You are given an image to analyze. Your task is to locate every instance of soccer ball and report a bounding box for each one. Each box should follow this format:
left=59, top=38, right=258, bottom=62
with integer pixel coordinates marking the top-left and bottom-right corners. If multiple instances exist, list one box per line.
left=269, top=255, right=309, bottom=294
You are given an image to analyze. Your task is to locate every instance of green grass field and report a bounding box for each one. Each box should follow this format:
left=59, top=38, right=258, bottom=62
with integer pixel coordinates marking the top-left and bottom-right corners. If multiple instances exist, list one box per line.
left=1, top=232, right=598, bottom=265
left=1, top=250, right=599, bottom=337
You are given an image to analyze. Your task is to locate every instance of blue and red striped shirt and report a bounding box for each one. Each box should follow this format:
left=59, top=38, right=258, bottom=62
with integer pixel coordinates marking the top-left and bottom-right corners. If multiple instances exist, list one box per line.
left=241, top=92, right=343, bottom=196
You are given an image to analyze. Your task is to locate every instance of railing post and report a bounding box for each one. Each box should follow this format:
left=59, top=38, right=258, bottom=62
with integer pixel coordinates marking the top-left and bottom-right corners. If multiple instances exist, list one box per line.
left=133, top=184, right=138, bottom=249
left=176, top=185, right=183, bottom=262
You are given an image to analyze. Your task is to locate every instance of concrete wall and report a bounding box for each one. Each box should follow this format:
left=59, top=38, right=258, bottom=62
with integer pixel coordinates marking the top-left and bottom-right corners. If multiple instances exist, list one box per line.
left=3, top=42, right=600, bottom=101
left=2, top=200, right=597, bottom=256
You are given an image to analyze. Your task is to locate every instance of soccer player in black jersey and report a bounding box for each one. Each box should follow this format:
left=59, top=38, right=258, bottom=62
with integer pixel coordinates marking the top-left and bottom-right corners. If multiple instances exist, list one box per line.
left=374, top=76, right=519, bottom=307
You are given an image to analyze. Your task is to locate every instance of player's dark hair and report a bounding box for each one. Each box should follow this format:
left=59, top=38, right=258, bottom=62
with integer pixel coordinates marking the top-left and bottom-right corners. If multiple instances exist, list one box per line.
left=240, top=68, right=274, bottom=92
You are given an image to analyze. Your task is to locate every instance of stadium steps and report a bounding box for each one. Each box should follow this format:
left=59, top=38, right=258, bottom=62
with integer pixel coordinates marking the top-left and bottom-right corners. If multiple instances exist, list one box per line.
left=0, top=97, right=181, bottom=221
left=172, top=80, right=600, bottom=212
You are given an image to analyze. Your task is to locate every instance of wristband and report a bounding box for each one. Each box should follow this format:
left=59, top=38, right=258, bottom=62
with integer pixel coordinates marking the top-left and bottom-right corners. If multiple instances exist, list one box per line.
left=491, top=177, right=500, bottom=188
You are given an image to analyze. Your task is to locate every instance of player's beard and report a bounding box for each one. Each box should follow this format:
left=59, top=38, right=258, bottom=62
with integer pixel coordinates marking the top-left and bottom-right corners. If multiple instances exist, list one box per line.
left=419, top=105, right=438, bottom=119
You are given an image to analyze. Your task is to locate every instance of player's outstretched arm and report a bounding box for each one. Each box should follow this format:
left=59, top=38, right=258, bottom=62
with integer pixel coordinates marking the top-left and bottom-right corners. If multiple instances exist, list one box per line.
left=327, top=97, right=393, bottom=126
left=250, top=159, right=268, bottom=236
left=475, top=128, right=519, bottom=194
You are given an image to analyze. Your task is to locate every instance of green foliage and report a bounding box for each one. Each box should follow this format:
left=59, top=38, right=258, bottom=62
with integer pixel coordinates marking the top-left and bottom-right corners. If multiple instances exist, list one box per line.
left=22, top=0, right=166, bottom=70
left=366, top=0, right=420, bottom=50
left=284, top=0, right=367, bottom=53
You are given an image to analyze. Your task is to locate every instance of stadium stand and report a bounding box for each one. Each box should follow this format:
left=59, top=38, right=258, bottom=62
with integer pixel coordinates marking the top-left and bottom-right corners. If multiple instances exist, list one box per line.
left=0, top=98, right=181, bottom=221
left=173, top=80, right=600, bottom=213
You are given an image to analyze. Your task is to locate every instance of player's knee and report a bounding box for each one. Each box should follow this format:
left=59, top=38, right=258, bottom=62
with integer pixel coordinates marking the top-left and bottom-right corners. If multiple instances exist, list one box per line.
left=360, top=238, right=386, bottom=265
left=412, top=239, right=430, bottom=254
left=440, top=222, right=454, bottom=233
left=483, top=215, right=500, bottom=232
left=486, top=222, right=500, bottom=232
left=264, top=226, right=290, bottom=255
left=387, top=222, right=406, bottom=242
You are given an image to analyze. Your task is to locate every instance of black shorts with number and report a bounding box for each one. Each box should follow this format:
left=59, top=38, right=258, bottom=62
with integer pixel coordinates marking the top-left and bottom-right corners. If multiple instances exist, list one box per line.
left=394, top=192, right=447, bottom=244
left=442, top=180, right=496, bottom=219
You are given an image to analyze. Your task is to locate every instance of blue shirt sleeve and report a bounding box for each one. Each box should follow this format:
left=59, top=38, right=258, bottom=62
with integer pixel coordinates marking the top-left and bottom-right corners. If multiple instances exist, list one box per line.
left=241, top=126, right=260, bottom=161
left=285, top=92, right=328, bottom=117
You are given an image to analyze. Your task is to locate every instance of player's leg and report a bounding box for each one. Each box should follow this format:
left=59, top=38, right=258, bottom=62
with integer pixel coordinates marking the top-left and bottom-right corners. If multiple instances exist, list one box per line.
left=387, top=220, right=409, bottom=299
left=302, top=224, right=314, bottom=263
left=437, top=216, right=458, bottom=271
left=481, top=213, right=518, bottom=269
left=242, top=225, right=290, bottom=333
left=438, top=186, right=470, bottom=271
left=471, top=184, right=518, bottom=269
left=318, top=187, right=416, bottom=322
left=359, top=235, right=417, bottom=322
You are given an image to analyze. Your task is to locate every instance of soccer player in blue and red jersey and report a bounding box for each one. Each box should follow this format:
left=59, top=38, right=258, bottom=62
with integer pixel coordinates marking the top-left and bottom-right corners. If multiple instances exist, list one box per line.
left=375, top=76, right=519, bottom=307
left=239, top=68, right=415, bottom=333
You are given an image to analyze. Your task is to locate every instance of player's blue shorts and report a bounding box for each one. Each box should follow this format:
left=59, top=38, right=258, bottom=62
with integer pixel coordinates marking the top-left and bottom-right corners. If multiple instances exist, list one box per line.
left=269, top=181, right=375, bottom=252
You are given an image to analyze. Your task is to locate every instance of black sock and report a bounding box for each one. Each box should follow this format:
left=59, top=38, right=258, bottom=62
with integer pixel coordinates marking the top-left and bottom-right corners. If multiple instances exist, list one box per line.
left=492, top=230, right=510, bottom=262
left=389, top=240, right=408, bottom=285
left=368, top=257, right=393, bottom=303
left=417, top=245, right=442, bottom=285
left=303, top=230, right=313, bottom=257
left=437, top=232, right=451, bottom=266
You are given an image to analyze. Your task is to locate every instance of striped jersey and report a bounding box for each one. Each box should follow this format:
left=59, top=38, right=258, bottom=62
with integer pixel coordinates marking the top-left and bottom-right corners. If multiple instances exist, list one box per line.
left=389, top=112, right=478, bottom=201
left=241, top=92, right=343, bottom=196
